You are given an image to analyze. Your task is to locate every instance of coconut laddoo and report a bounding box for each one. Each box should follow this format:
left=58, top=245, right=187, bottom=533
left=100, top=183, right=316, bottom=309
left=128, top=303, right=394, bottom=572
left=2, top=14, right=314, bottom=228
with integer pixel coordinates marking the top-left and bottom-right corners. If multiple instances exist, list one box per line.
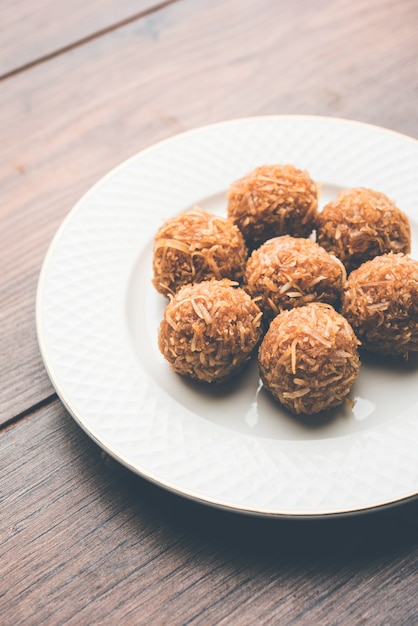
left=342, top=253, right=418, bottom=358
left=227, top=164, right=318, bottom=249
left=316, top=187, right=411, bottom=273
left=158, top=279, right=263, bottom=383
left=152, top=207, right=248, bottom=296
left=258, top=303, right=361, bottom=415
left=245, top=235, right=346, bottom=323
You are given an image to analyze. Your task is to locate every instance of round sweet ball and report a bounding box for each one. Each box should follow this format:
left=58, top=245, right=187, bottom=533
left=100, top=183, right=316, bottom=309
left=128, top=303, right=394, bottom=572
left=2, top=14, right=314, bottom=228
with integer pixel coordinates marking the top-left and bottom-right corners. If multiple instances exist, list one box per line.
left=245, top=235, right=346, bottom=323
left=152, top=207, right=248, bottom=296
left=258, top=303, right=360, bottom=415
left=316, top=187, right=411, bottom=273
left=342, top=253, right=418, bottom=358
left=227, top=164, right=318, bottom=249
left=158, top=279, right=263, bottom=383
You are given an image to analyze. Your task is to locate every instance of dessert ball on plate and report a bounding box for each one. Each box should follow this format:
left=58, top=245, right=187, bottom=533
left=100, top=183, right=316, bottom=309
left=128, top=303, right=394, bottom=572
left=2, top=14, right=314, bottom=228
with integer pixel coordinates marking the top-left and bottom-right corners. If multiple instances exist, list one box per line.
left=316, top=187, right=411, bottom=273
left=258, top=303, right=361, bottom=415
left=342, top=253, right=418, bottom=358
left=245, top=235, right=346, bottom=322
left=158, top=278, right=263, bottom=383
left=227, top=164, right=318, bottom=249
left=152, top=207, right=248, bottom=296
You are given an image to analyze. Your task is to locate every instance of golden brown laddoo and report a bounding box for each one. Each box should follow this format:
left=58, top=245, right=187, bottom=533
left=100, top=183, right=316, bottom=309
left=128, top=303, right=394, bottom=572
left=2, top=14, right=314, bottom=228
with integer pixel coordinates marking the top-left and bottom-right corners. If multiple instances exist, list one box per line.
left=152, top=207, right=248, bottom=296
left=158, top=279, right=263, bottom=383
left=245, top=235, right=346, bottom=322
left=227, top=164, right=318, bottom=249
left=258, top=303, right=361, bottom=415
left=316, top=187, right=411, bottom=273
left=342, top=253, right=418, bottom=358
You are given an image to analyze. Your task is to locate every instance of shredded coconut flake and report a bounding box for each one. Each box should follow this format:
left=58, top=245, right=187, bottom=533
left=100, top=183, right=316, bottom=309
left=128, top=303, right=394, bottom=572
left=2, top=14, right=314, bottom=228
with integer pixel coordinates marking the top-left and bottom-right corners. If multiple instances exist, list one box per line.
left=227, top=164, right=318, bottom=249
left=342, top=253, right=418, bottom=357
left=159, top=279, right=263, bottom=383
left=317, top=188, right=411, bottom=272
left=153, top=207, right=248, bottom=296
left=259, top=303, right=360, bottom=414
left=245, top=236, right=345, bottom=322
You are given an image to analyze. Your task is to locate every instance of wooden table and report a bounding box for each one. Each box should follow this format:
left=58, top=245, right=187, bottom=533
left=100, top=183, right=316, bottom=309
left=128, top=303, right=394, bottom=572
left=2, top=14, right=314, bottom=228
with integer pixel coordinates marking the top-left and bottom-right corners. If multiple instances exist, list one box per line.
left=1, top=0, right=418, bottom=623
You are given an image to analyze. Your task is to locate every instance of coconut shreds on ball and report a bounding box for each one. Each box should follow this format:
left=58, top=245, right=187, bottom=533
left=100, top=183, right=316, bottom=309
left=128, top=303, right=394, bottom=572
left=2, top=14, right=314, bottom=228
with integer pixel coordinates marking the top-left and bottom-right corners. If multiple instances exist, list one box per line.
left=258, top=303, right=361, bottom=415
left=158, top=279, right=263, bottom=383
left=342, top=253, right=418, bottom=358
left=316, top=187, right=411, bottom=273
left=227, top=164, right=318, bottom=249
left=245, top=235, right=346, bottom=323
left=152, top=207, right=248, bottom=296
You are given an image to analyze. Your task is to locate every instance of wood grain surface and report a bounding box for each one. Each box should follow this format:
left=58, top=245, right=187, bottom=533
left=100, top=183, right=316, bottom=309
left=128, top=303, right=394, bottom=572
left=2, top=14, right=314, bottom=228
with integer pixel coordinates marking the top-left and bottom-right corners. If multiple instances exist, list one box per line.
left=0, top=0, right=175, bottom=77
left=1, top=401, right=418, bottom=625
left=1, top=0, right=418, bottom=623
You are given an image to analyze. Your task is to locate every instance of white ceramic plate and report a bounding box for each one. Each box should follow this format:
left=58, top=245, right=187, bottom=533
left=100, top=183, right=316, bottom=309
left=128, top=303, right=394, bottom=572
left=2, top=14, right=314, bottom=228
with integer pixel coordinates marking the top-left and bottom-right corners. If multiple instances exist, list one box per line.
left=37, top=116, right=418, bottom=517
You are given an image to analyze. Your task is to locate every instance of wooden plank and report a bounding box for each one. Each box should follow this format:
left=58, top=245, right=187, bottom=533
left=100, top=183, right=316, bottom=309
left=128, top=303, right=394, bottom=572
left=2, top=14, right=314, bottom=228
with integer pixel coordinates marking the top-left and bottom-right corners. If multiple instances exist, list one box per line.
left=0, top=400, right=417, bottom=624
left=0, top=0, right=176, bottom=77
left=1, top=0, right=418, bottom=422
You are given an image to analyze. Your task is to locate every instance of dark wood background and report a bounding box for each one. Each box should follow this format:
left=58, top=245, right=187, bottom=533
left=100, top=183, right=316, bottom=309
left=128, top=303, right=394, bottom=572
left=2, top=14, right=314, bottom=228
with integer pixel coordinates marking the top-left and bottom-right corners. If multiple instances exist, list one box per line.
left=1, top=0, right=417, bottom=623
